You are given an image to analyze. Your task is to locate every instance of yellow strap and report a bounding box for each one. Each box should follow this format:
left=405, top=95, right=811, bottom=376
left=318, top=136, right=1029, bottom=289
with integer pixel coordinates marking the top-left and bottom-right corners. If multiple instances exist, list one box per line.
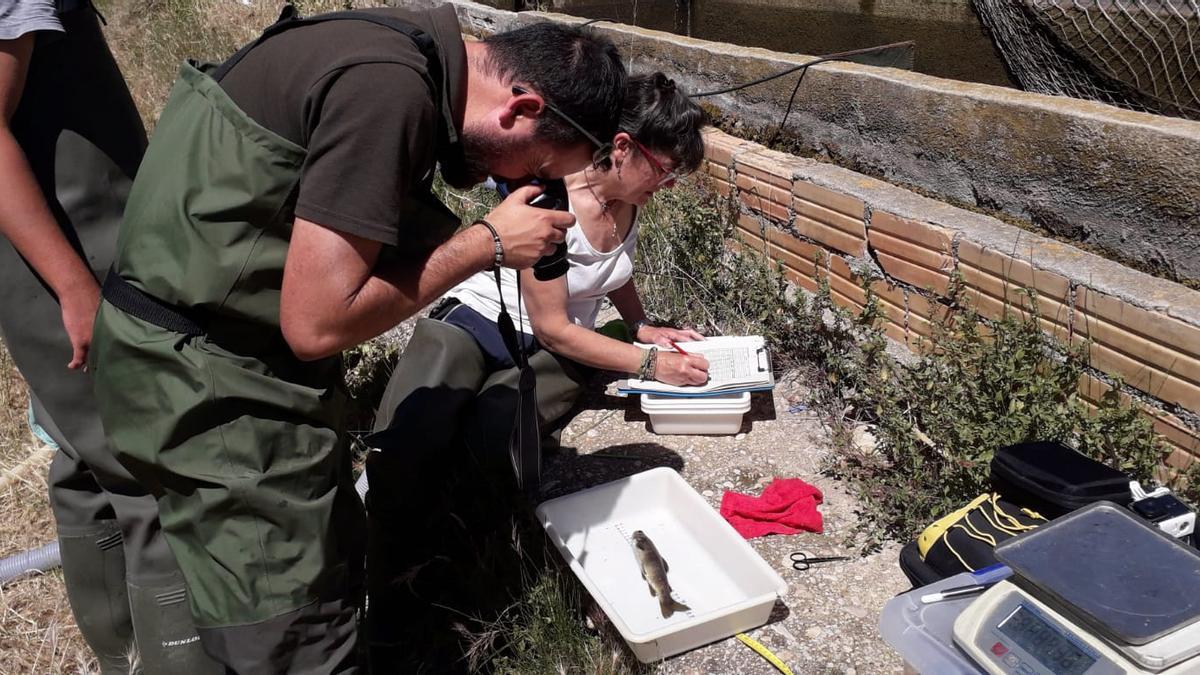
left=950, top=516, right=998, bottom=542
left=980, top=500, right=1025, bottom=536
left=987, top=494, right=1040, bottom=533
left=955, top=514, right=998, bottom=547
left=917, top=493, right=991, bottom=557
left=933, top=494, right=1048, bottom=574
left=1021, top=506, right=1048, bottom=521
left=736, top=633, right=794, bottom=675
left=941, top=528, right=976, bottom=572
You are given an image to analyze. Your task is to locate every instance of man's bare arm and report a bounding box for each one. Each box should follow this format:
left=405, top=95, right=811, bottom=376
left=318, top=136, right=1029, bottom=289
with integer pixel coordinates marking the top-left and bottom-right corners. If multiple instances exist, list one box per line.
left=280, top=218, right=493, bottom=361
left=280, top=185, right=575, bottom=360
left=0, top=35, right=101, bottom=369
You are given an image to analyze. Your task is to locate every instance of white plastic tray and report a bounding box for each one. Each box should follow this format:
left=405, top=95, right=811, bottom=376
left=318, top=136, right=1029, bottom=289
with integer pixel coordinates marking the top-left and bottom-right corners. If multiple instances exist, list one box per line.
left=535, top=467, right=787, bottom=662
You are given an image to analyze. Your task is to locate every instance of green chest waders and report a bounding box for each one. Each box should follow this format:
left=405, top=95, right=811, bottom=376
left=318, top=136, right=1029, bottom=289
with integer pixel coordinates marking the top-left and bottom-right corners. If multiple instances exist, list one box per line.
left=90, top=8, right=461, bottom=671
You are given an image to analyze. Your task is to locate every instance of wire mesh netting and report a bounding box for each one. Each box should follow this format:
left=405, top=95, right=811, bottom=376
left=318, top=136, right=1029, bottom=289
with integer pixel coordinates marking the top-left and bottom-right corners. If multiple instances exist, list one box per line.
left=973, top=0, right=1200, bottom=120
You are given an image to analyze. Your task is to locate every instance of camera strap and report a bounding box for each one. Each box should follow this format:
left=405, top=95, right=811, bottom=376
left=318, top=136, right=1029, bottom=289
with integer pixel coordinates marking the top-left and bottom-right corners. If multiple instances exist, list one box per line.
left=493, top=269, right=540, bottom=495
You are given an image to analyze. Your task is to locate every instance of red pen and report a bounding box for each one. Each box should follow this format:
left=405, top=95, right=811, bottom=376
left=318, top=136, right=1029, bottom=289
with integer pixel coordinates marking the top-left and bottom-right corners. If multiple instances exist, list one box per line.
left=668, top=340, right=689, bottom=355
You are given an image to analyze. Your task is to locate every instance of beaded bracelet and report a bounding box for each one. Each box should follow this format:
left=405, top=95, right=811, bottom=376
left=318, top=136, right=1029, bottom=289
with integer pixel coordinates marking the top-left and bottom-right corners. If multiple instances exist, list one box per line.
left=472, top=218, right=504, bottom=270
left=637, top=348, right=653, bottom=379
left=638, top=347, right=658, bottom=381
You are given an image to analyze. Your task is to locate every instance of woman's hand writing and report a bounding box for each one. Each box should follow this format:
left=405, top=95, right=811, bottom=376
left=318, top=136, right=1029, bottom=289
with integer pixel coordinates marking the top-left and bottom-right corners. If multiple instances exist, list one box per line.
left=653, top=351, right=709, bottom=386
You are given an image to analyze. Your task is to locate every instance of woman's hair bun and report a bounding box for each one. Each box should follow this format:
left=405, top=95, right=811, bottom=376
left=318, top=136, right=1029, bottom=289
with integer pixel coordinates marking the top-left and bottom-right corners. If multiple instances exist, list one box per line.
left=653, top=71, right=676, bottom=93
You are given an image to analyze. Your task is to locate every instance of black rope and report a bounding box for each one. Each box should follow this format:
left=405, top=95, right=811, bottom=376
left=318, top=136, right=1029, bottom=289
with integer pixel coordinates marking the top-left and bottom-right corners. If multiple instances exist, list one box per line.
left=577, top=21, right=908, bottom=146
left=690, top=41, right=912, bottom=98
left=767, top=66, right=808, bottom=147
left=690, top=41, right=911, bottom=146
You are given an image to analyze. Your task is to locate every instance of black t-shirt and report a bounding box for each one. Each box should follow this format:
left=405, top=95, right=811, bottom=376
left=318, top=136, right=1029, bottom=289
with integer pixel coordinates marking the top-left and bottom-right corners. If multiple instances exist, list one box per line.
left=217, top=6, right=466, bottom=246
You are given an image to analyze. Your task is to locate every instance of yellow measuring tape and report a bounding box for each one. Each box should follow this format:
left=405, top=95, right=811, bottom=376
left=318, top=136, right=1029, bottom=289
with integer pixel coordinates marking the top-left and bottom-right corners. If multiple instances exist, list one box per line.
left=736, top=632, right=794, bottom=675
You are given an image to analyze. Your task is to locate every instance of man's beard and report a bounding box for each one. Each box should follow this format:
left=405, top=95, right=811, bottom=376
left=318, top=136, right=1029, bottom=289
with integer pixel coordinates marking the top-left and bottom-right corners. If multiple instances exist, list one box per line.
left=440, top=122, right=517, bottom=189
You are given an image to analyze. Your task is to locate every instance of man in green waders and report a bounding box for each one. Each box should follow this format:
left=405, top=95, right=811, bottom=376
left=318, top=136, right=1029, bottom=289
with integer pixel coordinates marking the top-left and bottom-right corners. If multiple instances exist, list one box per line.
left=89, top=4, right=626, bottom=672
left=1, top=0, right=216, bottom=671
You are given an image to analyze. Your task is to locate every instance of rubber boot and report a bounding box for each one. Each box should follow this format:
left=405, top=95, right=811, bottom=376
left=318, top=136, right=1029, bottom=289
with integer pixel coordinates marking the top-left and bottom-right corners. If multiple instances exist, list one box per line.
left=127, top=576, right=222, bottom=674
left=58, top=524, right=135, bottom=674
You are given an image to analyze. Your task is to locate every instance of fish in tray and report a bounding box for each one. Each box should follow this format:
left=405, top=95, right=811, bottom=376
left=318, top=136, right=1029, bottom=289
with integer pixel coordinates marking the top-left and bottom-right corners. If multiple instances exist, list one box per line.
left=631, top=530, right=691, bottom=618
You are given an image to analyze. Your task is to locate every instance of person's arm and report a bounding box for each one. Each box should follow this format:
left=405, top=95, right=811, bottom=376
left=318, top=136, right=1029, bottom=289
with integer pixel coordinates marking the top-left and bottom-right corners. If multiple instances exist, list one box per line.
left=607, top=276, right=704, bottom=346
left=280, top=185, right=574, bottom=361
left=0, top=35, right=99, bottom=369
left=520, top=269, right=708, bottom=386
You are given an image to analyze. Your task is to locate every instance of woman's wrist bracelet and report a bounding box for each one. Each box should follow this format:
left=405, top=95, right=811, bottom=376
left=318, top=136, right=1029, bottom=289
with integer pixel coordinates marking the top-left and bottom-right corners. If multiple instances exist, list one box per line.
left=638, top=346, right=658, bottom=381
left=637, top=348, right=652, bottom=379
left=472, top=218, right=504, bottom=271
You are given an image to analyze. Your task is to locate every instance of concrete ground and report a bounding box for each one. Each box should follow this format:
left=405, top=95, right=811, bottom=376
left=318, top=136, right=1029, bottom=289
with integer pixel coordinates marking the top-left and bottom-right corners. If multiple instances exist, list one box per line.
left=541, top=370, right=910, bottom=674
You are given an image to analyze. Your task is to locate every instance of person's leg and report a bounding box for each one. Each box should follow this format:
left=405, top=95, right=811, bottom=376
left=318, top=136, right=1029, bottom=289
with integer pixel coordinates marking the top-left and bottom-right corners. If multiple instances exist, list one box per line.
left=92, top=305, right=365, bottom=673
left=14, top=301, right=218, bottom=675
left=466, top=349, right=589, bottom=460
left=42, top=426, right=133, bottom=674
left=12, top=304, right=215, bottom=674
left=363, top=318, right=488, bottom=664
left=0, top=226, right=215, bottom=673
left=36, top=393, right=222, bottom=675
left=367, top=318, right=490, bottom=450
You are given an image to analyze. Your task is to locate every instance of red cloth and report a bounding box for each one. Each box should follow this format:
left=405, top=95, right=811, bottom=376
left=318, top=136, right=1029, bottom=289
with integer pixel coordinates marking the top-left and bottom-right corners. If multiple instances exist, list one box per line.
left=720, top=478, right=824, bottom=539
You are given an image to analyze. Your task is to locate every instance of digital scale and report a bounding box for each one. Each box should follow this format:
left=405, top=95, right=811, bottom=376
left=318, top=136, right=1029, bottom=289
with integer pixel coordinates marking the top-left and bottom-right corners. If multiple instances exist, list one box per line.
left=954, top=504, right=1200, bottom=674
left=880, top=502, right=1200, bottom=674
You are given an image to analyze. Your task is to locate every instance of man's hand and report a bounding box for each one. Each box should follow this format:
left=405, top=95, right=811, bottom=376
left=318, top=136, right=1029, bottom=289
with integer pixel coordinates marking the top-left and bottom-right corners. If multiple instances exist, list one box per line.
left=484, top=185, right=574, bottom=269
left=653, top=351, right=709, bottom=387
left=59, top=280, right=99, bottom=369
left=637, top=325, right=705, bottom=347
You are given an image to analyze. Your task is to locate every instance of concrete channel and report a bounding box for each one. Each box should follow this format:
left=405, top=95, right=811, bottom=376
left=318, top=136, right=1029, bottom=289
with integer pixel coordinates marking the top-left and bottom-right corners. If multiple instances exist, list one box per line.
left=435, top=0, right=1200, bottom=285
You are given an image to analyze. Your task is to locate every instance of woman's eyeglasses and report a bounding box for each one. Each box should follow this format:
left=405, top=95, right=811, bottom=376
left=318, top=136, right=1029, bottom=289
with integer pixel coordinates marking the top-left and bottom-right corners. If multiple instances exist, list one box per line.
left=512, top=86, right=612, bottom=168
left=629, top=137, right=681, bottom=187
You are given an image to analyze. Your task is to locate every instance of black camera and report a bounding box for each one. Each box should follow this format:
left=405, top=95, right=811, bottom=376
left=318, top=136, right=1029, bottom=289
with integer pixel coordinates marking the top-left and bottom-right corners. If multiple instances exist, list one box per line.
left=495, top=178, right=570, bottom=281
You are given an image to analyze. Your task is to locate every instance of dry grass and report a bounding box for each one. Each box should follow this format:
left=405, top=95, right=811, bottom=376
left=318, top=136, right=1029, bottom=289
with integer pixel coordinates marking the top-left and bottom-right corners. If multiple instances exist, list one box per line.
left=0, top=342, right=97, bottom=674
left=97, top=0, right=386, bottom=131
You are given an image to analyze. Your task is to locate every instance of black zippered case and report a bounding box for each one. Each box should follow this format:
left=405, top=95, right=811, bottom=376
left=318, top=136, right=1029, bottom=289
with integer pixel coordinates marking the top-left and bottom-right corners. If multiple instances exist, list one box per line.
left=990, top=441, right=1132, bottom=519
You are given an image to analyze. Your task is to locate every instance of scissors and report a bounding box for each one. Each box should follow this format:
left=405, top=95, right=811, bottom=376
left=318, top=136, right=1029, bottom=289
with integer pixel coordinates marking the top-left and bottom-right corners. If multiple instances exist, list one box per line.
left=790, top=551, right=851, bottom=571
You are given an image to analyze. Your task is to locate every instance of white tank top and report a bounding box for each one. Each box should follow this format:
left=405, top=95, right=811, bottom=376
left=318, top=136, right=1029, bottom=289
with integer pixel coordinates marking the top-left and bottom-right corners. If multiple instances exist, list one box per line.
left=448, top=199, right=639, bottom=334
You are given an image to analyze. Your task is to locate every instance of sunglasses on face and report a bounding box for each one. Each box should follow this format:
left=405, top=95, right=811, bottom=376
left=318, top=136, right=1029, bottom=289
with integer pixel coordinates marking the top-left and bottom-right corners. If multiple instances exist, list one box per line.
left=511, top=86, right=613, bottom=169
left=629, top=137, right=681, bottom=188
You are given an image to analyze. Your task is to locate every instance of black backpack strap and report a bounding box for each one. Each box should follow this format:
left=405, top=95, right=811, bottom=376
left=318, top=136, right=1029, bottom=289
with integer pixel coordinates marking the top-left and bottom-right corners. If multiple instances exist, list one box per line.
left=492, top=269, right=541, bottom=494
left=211, top=6, right=457, bottom=144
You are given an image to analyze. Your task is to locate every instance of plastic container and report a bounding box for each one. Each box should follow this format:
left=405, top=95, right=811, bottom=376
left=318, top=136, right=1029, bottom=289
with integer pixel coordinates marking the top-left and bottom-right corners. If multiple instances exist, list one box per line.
left=535, top=467, right=787, bottom=663
left=878, top=565, right=1012, bottom=674
left=640, top=391, right=752, bottom=435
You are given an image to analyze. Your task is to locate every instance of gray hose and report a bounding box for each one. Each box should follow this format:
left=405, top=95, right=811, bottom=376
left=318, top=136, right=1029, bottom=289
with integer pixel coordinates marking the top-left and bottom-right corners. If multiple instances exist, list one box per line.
left=0, top=540, right=62, bottom=586
left=0, top=404, right=65, bottom=584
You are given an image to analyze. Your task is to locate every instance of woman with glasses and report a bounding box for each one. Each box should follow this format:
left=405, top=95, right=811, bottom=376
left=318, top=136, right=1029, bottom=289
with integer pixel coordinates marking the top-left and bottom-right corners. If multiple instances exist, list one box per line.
left=448, top=72, right=710, bottom=388
left=368, top=72, right=711, bottom=460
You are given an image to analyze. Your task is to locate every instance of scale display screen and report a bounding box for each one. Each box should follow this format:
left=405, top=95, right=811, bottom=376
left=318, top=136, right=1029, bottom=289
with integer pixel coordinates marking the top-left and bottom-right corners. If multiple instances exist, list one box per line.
left=999, top=605, right=1096, bottom=675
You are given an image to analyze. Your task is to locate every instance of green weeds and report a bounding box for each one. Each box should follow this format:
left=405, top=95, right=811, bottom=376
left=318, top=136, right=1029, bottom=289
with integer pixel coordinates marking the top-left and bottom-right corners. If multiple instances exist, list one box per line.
left=635, top=178, right=1175, bottom=551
